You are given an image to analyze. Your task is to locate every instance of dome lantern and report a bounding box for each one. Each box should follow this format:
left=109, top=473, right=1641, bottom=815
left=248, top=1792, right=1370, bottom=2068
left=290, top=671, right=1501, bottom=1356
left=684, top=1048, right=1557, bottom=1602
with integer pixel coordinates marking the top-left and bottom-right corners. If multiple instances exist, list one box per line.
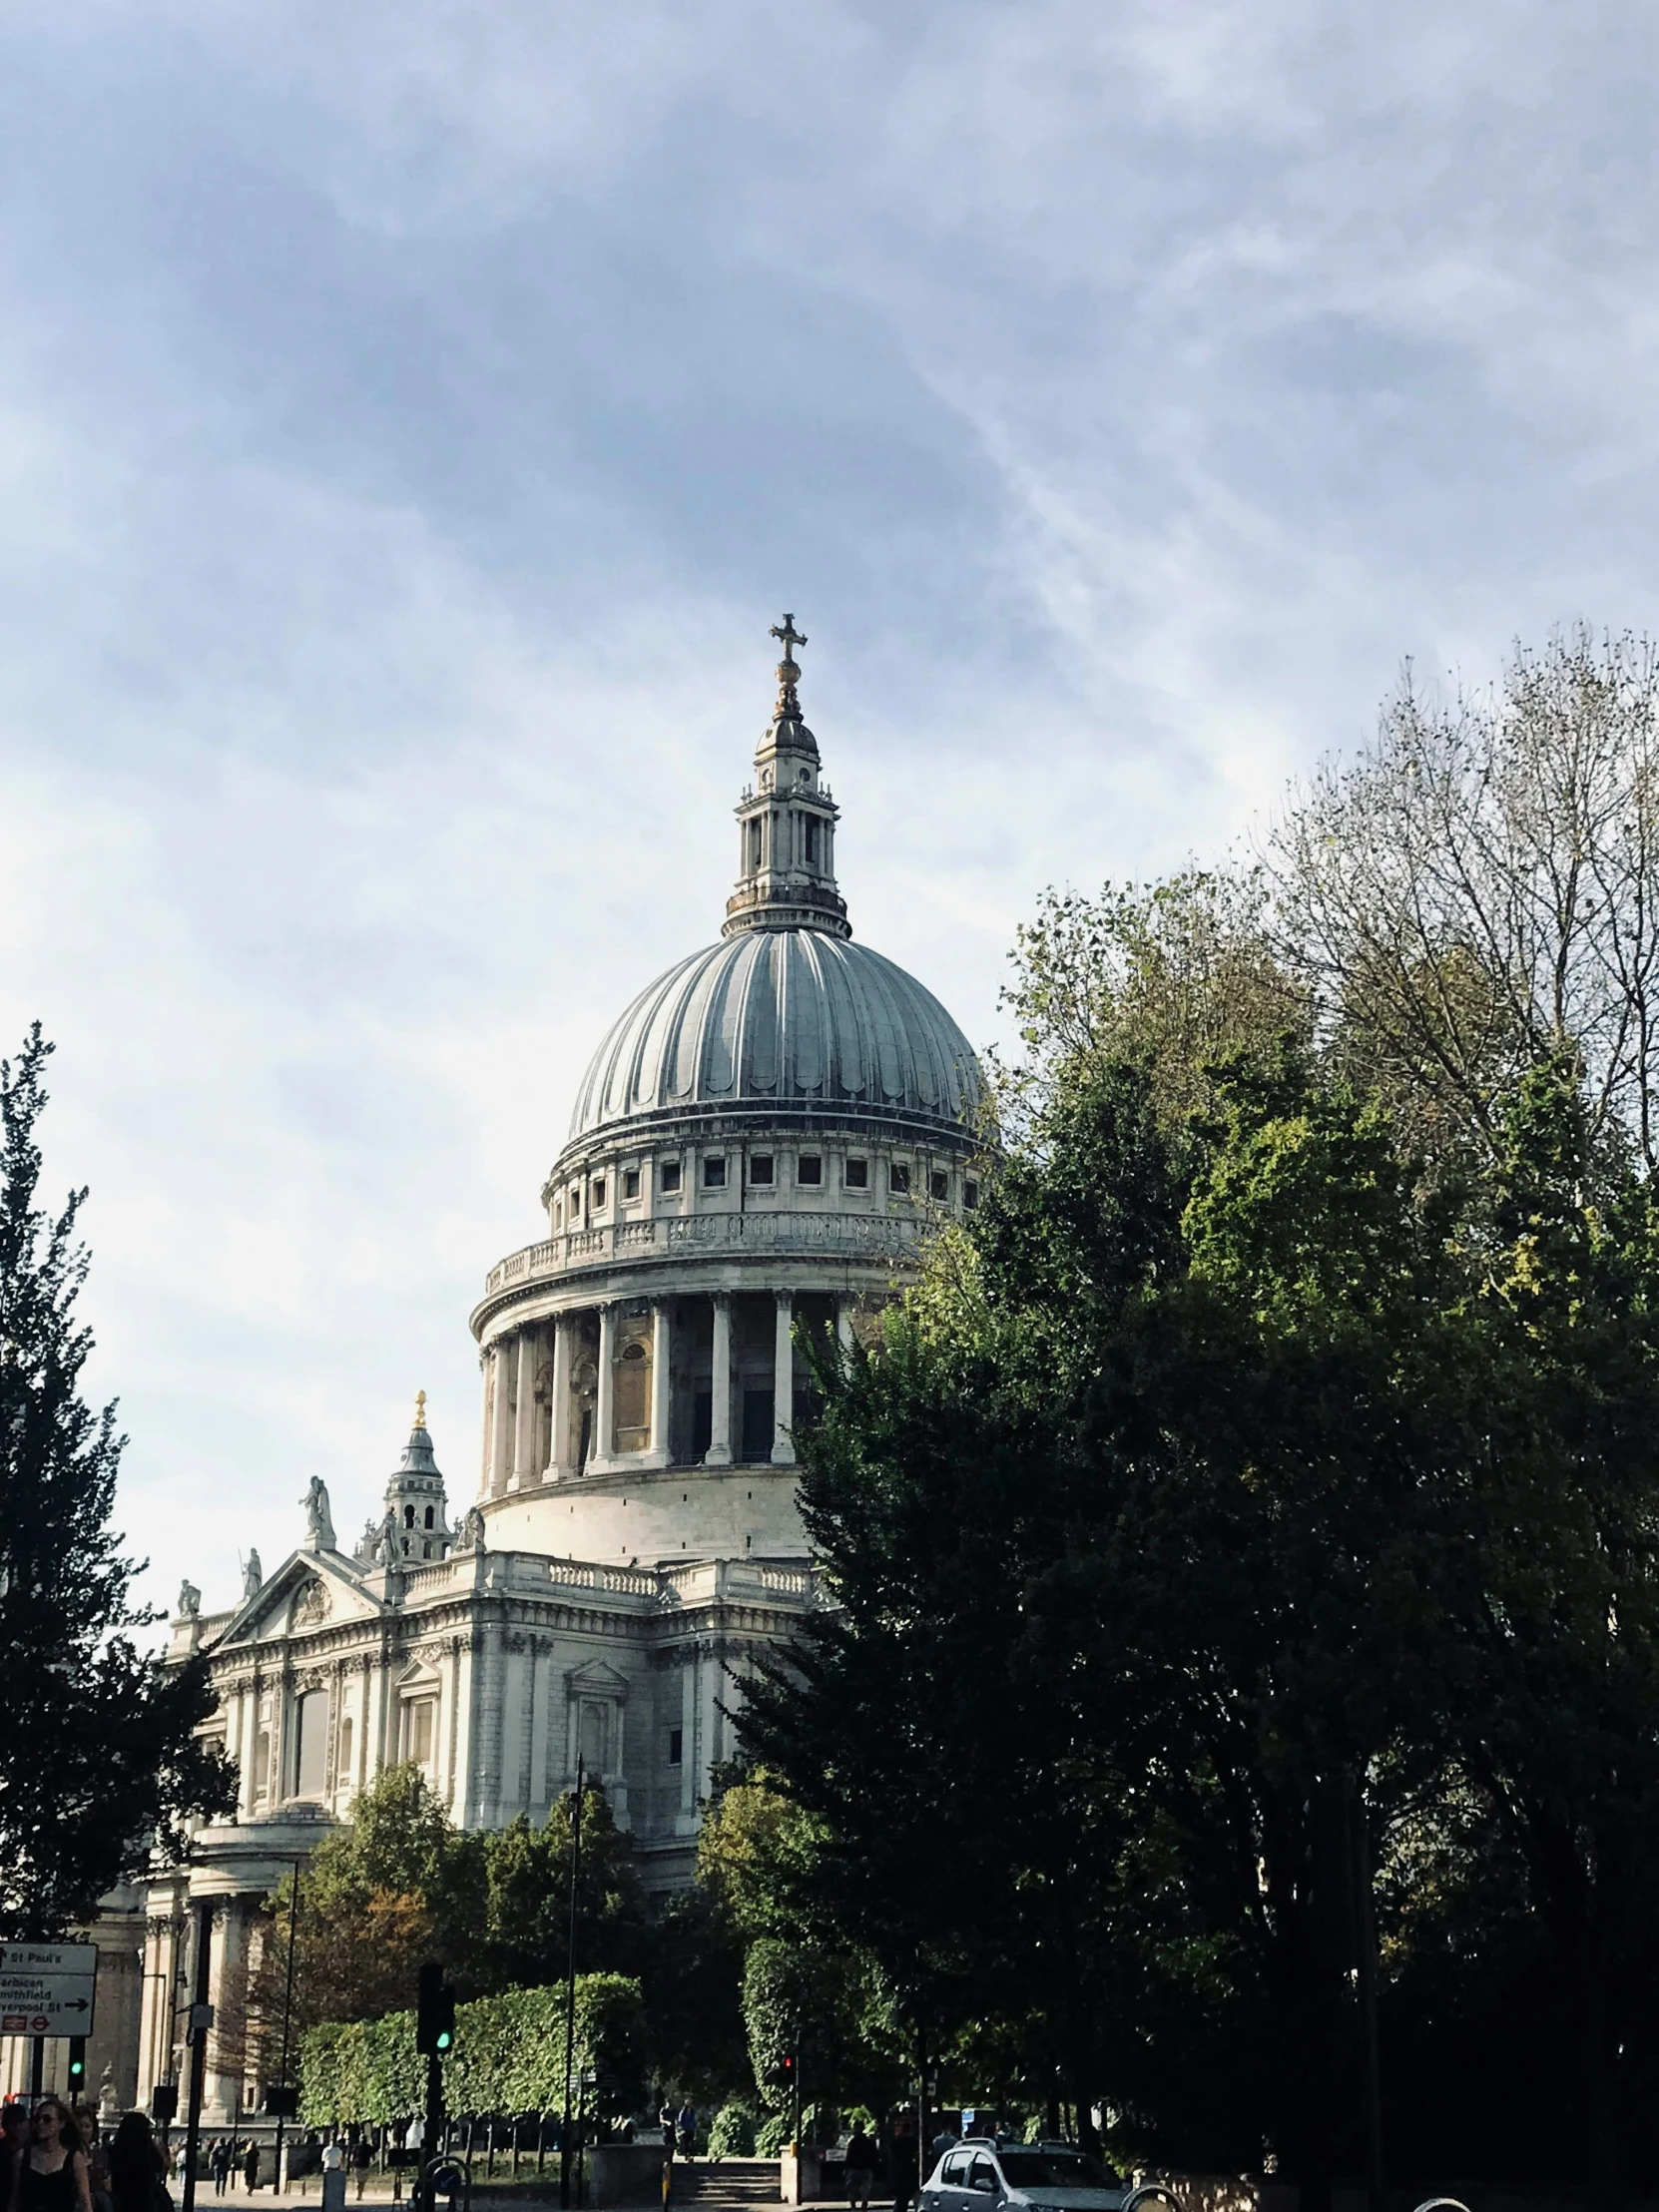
left=723, top=616, right=850, bottom=941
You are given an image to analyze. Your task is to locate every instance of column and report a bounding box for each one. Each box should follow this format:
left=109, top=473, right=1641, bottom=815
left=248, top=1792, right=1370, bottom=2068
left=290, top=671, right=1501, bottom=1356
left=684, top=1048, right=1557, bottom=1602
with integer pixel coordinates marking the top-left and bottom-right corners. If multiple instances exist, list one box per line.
left=513, top=1327, right=539, bottom=1489
left=236, top=1687, right=259, bottom=1822
left=705, top=1293, right=733, bottom=1466
left=772, top=1290, right=796, bottom=1464
left=649, top=1301, right=672, bottom=1464
left=205, top=1900, right=250, bottom=2122
left=548, top=1314, right=573, bottom=1478
left=478, top=1351, right=493, bottom=1492
left=594, top=1302, right=617, bottom=1468
left=836, top=1295, right=855, bottom=1360
left=529, top=1643, right=550, bottom=1813
left=488, top=1340, right=512, bottom=1497
left=355, top=1658, right=374, bottom=1795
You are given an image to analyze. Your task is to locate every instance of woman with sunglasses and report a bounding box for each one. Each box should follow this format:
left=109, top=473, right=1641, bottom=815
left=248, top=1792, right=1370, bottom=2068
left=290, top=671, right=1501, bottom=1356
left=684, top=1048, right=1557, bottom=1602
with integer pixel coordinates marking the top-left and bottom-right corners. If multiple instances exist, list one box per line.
left=9, top=2099, right=93, bottom=2212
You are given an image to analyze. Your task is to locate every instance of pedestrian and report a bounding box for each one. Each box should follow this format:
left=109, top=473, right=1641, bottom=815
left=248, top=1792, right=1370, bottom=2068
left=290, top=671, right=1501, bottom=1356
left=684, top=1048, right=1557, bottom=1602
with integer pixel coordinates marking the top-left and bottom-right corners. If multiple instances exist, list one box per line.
left=73, top=2115, right=110, bottom=2212
left=210, top=2144, right=230, bottom=2201
left=843, top=2126, right=875, bottom=2212
left=658, top=2108, right=675, bottom=2161
left=319, top=2143, right=345, bottom=2212
left=107, top=2116, right=168, bottom=2212
left=350, top=2140, right=372, bottom=2203
left=241, top=2145, right=259, bottom=2198
left=676, top=2107, right=695, bottom=2161
left=888, top=2114, right=916, bottom=2212
left=9, top=2096, right=93, bottom=2212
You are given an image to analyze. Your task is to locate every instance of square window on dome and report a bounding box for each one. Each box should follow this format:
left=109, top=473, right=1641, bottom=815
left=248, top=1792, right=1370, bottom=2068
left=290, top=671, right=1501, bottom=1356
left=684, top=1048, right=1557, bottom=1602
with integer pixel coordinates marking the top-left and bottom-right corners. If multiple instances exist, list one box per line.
left=964, top=1179, right=979, bottom=1210
left=660, top=1161, right=682, bottom=1194
left=930, top=1171, right=949, bottom=1202
left=749, top=1155, right=774, bottom=1186
left=592, top=1178, right=606, bottom=1209
left=623, top=1168, right=641, bottom=1200
left=889, top=1163, right=910, bottom=1195
left=704, top=1157, right=727, bottom=1189
left=844, top=1158, right=868, bottom=1190
left=798, top=1155, right=822, bottom=1186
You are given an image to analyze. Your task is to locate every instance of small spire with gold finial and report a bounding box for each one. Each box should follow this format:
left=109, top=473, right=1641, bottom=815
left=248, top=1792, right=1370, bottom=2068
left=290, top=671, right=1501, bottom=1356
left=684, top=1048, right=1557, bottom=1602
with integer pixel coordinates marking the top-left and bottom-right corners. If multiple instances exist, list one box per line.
left=413, top=1388, right=428, bottom=1431
left=724, top=611, right=848, bottom=940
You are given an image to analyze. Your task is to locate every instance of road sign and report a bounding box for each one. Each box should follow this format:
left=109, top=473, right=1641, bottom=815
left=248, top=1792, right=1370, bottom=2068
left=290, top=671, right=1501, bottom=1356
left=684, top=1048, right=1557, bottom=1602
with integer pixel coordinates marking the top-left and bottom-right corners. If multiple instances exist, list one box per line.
left=0, top=1944, right=98, bottom=2037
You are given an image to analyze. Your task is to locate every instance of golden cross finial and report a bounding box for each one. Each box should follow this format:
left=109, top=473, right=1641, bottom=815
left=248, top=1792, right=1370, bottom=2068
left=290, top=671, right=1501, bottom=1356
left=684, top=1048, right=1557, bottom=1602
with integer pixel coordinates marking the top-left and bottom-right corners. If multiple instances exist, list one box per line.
left=413, top=1388, right=428, bottom=1430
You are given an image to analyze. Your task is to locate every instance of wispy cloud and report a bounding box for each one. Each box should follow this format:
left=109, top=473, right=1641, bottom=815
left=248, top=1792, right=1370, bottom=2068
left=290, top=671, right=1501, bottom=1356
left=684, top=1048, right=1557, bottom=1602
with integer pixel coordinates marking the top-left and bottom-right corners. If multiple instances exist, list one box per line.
left=2, top=0, right=1656, bottom=1615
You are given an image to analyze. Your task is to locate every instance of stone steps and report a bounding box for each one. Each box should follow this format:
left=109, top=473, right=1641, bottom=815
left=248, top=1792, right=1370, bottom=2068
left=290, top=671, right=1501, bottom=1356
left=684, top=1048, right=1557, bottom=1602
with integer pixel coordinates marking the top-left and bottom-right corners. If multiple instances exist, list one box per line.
left=671, top=2162, right=783, bottom=2206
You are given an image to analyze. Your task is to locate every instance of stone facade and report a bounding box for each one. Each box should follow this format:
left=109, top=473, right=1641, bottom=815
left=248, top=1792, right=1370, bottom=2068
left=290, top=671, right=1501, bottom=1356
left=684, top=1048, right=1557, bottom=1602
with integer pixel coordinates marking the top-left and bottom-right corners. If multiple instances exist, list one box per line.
left=45, top=622, right=985, bottom=2125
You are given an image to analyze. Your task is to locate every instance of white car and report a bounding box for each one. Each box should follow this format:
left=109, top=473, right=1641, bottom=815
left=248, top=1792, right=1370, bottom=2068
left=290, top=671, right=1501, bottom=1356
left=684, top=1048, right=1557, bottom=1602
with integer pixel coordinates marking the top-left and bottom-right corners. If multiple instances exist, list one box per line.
left=921, top=2141, right=1127, bottom=2212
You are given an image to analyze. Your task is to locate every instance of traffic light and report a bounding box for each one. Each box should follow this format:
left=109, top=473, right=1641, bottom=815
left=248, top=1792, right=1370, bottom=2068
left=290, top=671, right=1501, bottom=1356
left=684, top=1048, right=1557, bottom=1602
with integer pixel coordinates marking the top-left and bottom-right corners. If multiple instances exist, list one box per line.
left=767, top=2051, right=796, bottom=2091
left=66, top=2041, right=86, bottom=2092
left=415, top=1960, right=456, bottom=2056
left=151, top=2084, right=178, bottom=2126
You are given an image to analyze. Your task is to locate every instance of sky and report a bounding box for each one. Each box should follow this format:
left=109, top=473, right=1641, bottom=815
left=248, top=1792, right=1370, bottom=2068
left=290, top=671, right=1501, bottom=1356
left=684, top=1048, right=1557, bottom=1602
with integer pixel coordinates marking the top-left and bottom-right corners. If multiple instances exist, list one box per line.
left=3, top=0, right=1659, bottom=1621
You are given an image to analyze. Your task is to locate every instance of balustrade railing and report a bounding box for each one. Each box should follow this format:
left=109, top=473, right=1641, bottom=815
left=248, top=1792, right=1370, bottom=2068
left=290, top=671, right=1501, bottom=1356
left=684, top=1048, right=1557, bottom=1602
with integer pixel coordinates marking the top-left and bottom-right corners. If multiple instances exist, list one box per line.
left=483, top=1210, right=920, bottom=1294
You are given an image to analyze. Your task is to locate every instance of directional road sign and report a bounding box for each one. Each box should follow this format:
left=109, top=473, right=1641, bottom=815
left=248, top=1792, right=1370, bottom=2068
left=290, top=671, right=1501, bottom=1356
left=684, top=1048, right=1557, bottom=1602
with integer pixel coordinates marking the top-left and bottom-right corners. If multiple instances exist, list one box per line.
left=0, top=1943, right=98, bottom=2037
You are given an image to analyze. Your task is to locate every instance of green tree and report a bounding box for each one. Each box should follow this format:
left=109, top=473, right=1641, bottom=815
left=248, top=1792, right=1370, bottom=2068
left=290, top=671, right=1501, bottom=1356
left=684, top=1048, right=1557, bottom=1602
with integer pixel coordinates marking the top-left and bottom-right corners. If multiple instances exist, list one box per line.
left=741, top=1050, right=1495, bottom=2183
left=265, top=1766, right=647, bottom=2033
left=0, top=1025, right=232, bottom=1935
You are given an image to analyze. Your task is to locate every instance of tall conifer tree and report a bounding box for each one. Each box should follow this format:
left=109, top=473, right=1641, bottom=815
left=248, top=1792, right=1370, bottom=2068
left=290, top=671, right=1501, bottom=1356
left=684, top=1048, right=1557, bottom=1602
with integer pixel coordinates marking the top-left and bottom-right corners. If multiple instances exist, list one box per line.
left=0, top=1024, right=231, bottom=1935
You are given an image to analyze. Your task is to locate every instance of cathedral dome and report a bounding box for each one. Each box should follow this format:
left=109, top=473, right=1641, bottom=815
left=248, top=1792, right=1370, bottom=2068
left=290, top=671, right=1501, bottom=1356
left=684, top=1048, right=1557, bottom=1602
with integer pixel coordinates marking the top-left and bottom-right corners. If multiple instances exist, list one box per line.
left=567, top=925, right=984, bottom=1145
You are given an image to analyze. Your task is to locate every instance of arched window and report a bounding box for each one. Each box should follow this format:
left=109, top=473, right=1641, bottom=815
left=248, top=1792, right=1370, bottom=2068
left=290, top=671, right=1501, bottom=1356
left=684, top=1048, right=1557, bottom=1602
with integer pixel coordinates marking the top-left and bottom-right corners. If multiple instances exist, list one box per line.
left=614, top=1339, right=650, bottom=1452
left=424, top=1505, right=434, bottom=1529
left=403, top=1504, right=415, bottom=1528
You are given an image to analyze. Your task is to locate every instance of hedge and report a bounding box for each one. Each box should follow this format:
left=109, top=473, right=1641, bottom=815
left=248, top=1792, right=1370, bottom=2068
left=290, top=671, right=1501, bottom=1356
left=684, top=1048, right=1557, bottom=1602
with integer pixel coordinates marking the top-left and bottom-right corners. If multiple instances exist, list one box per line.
left=298, top=1973, right=645, bottom=2126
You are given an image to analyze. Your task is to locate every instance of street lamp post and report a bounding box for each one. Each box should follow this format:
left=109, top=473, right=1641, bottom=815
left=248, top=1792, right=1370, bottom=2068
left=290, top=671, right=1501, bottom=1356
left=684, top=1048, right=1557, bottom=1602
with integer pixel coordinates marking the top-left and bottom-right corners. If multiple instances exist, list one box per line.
left=273, top=1861, right=304, bottom=2192
left=559, top=1758, right=586, bottom=2212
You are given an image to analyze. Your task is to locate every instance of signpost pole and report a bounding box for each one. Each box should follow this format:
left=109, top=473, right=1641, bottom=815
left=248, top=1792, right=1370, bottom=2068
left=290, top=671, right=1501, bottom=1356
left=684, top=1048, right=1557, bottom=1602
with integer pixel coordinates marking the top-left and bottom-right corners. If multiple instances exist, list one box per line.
left=29, top=2038, right=42, bottom=2102
left=273, top=1860, right=303, bottom=2194
left=181, top=1902, right=213, bottom=2212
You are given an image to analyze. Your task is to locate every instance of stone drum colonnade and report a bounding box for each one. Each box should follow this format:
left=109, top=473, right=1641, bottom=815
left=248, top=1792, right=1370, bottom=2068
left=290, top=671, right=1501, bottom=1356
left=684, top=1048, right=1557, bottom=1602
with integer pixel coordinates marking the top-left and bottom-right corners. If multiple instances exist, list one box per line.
left=478, top=1282, right=864, bottom=1490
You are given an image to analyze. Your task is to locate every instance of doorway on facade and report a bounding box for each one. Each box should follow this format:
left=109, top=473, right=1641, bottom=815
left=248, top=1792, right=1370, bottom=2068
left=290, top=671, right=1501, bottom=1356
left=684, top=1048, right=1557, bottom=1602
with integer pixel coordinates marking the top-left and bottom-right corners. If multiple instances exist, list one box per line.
left=741, top=1386, right=774, bottom=1463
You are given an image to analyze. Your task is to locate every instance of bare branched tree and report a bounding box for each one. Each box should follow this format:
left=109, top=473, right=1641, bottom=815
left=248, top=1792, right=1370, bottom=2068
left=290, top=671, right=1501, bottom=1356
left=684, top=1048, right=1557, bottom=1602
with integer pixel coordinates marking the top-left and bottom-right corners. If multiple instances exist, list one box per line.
left=1264, top=627, right=1659, bottom=1171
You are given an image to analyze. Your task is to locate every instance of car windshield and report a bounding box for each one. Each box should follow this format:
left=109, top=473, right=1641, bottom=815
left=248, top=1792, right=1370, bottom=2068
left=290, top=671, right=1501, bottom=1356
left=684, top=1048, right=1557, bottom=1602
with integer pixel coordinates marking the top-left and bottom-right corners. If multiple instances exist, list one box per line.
left=995, top=2154, right=1116, bottom=2190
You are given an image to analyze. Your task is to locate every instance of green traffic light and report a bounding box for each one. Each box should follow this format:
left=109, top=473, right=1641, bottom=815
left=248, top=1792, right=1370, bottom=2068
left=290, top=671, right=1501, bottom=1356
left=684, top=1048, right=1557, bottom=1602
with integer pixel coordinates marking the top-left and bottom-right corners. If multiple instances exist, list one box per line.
left=436, top=2030, right=452, bottom=2050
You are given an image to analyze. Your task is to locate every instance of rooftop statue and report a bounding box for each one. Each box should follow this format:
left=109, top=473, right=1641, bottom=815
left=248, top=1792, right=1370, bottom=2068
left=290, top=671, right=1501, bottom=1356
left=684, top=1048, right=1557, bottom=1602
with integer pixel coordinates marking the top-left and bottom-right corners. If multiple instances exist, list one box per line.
left=300, top=1475, right=335, bottom=1552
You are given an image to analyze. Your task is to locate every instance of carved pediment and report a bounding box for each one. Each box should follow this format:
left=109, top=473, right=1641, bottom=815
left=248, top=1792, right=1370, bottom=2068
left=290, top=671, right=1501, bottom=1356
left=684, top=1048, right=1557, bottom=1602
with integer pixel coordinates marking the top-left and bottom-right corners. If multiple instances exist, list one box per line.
left=211, top=1548, right=380, bottom=1650
left=567, top=1658, right=630, bottom=1701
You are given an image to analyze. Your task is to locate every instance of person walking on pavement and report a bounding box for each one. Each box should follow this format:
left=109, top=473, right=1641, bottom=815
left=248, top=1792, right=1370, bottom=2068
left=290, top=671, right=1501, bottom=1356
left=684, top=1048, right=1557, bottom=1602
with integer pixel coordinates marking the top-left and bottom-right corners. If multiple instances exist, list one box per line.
left=658, top=2108, right=676, bottom=2161
left=319, top=2142, right=345, bottom=2212
left=9, top=2097, right=93, bottom=2212
left=349, top=2140, right=372, bottom=2203
left=888, top=2113, right=917, bottom=2212
left=241, top=2144, right=259, bottom=2198
left=675, top=2107, right=695, bottom=2161
left=106, top=2117, right=167, bottom=2212
left=74, top=2112, right=110, bottom=2212
left=844, top=2127, right=875, bottom=2212
left=211, top=2143, right=230, bottom=2201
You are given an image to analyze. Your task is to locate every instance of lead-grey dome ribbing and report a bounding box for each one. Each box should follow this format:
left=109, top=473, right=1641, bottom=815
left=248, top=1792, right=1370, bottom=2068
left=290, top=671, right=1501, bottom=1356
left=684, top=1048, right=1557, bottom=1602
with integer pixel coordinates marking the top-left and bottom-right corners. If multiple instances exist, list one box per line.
left=567, top=926, right=983, bottom=1142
